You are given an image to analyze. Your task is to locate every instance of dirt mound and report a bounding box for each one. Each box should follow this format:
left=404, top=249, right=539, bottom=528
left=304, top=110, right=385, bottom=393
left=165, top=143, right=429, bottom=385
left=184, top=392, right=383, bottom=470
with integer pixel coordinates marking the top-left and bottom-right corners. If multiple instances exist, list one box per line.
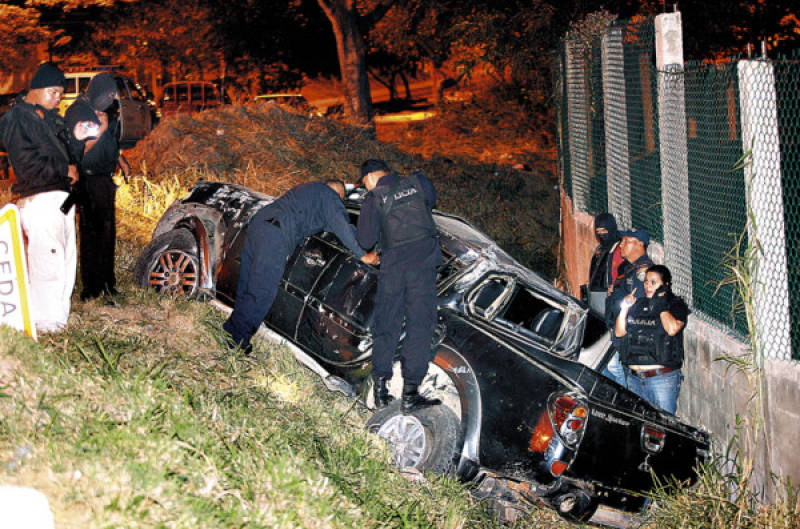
left=127, top=102, right=559, bottom=275
left=128, top=102, right=411, bottom=195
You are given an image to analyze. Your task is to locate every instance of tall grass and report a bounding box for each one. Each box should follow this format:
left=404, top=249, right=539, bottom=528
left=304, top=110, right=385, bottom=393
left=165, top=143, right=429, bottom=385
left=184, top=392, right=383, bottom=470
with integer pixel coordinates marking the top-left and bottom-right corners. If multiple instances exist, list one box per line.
left=115, top=171, right=190, bottom=246
left=632, top=149, right=799, bottom=529
left=1, top=298, right=529, bottom=528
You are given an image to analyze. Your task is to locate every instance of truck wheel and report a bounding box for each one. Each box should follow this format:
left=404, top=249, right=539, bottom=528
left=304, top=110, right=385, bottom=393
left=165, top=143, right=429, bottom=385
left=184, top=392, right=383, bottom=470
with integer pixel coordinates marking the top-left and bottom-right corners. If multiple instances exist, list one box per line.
left=134, top=228, right=199, bottom=297
left=366, top=401, right=460, bottom=475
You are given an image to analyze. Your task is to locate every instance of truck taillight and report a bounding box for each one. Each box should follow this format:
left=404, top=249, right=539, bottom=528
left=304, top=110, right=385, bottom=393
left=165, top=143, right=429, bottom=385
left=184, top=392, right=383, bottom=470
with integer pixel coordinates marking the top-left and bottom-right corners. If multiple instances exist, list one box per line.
left=529, top=393, right=589, bottom=456
left=641, top=425, right=666, bottom=454
left=529, top=412, right=554, bottom=453
left=549, top=394, right=589, bottom=448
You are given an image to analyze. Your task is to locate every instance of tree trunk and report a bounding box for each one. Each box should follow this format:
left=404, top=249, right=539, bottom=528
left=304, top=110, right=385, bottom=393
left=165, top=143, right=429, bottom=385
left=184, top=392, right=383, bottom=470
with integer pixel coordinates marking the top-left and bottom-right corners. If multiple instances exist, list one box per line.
left=317, top=0, right=373, bottom=126
left=400, top=71, right=411, bottom=100
left=430, top=61, right=442, bottom=105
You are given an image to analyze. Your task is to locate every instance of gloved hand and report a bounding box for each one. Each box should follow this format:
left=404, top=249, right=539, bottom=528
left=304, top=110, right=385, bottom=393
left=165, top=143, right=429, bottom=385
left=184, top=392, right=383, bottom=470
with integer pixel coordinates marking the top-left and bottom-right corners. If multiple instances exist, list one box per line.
left=649, top=292, right=669, bottom=314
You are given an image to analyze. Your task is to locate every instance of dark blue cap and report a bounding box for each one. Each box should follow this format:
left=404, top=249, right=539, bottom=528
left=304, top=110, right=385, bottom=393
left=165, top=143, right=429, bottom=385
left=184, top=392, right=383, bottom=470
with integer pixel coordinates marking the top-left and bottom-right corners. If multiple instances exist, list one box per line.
left=619, top=228, right=650, bottom=247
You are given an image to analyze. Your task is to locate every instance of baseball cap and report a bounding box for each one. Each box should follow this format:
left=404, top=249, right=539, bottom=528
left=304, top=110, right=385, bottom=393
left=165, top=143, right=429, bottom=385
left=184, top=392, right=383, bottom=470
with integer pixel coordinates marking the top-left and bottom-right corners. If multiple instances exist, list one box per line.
left=619, top=228, right=650, bottom=247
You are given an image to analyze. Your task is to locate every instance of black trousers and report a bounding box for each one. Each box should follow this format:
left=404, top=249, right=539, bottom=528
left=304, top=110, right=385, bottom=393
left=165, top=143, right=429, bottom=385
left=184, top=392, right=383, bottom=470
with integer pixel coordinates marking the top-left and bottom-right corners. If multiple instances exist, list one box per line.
left=78, top=176, right=117, bottom=299
left=223, top=211, right=290, bottom=348
left=371, top=264, right=438, bottom=386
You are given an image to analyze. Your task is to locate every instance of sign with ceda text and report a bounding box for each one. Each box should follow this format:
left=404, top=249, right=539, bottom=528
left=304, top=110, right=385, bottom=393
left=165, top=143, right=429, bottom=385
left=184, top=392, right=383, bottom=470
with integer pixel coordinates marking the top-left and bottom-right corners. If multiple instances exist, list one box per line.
left=0, top=204, right=36, bottom=340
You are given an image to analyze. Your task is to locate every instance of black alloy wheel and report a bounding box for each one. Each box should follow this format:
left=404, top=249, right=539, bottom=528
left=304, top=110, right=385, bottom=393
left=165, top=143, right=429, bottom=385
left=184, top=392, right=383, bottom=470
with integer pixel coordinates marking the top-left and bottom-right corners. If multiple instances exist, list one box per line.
left=134, top=228, right=200, bottom=297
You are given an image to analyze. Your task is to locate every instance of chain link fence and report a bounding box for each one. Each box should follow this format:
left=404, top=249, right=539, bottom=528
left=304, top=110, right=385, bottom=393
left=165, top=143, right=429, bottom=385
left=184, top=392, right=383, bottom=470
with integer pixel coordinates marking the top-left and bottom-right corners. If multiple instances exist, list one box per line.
left=553, top=14, right=799, bottom=361
left=775, top=52, right=800, bottom=363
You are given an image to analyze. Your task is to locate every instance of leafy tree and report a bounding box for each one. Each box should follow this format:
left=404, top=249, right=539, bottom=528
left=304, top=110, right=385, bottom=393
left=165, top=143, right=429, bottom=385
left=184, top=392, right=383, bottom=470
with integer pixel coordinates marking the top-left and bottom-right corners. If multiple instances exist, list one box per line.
left=206, top=0, right=336, bottom=98
left=82, top=0, right=222, bottom=92
left=366, top=0, right=455, bottom=104
left=0, top=4, right=52, bottom=73
left=1, top=0, right=135, bottom=89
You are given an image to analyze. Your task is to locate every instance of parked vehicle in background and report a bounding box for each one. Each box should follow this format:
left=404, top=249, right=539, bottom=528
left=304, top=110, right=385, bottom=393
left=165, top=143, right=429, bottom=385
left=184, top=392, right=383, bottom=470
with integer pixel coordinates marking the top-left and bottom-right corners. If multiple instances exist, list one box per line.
left=135, top=181, right=711, bottom=523
left=58, top=68, right=154, bottom=149
left=253, top=93, right=320, bottom=115
left=158, top=81, right=230, bottom=117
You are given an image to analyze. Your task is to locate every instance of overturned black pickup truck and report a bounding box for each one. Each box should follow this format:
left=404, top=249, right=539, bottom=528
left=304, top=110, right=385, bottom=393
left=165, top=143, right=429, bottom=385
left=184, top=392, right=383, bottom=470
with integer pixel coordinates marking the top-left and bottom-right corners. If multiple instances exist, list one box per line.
left=135, top=181, right=710, bottom=522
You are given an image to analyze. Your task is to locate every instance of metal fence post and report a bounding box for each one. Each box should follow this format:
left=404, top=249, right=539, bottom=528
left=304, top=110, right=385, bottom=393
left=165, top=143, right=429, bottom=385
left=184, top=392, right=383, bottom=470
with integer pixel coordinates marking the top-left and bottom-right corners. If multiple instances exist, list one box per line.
left=566, top=37, right=591, bottom=212
left=602, top=26, right=632, bottom=227
left=738, top=59, right=792, bottom=361
left=656, top=12, right=692, bottom=300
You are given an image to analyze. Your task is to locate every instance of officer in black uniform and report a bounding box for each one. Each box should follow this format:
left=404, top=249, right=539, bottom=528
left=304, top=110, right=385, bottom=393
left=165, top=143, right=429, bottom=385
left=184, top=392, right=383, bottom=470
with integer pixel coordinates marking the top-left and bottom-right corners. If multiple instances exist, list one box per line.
left=356, top=159, right=443, bottom=412
left=66, top=73, right=131, bottom=301
left=223, top=179, right=377, bottom=353
left=582, top=212, right=622, bottom=314
left=603, top=228, right=653, bottom=384
left=606, top=229, right=653, bottom=325
left=614, top=264, right=689, bottom=413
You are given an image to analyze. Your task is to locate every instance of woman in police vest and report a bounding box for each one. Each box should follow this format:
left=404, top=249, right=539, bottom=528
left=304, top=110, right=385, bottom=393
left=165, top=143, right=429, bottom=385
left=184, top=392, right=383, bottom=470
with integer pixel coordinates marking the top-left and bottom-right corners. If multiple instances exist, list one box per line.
left=614, top=264, right=689, bottom=414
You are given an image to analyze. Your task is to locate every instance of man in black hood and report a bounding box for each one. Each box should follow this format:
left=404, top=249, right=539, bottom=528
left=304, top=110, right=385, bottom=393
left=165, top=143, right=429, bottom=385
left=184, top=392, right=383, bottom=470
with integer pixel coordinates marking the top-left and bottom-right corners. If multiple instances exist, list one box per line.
left=581, top=213, right=626, bottom=387
left=583, top=213, right=623, bottom=313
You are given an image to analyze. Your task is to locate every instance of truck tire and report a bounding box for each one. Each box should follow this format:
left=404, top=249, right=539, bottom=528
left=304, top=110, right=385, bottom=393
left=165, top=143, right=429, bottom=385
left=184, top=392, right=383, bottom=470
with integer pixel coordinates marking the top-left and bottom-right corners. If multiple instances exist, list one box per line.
left=366, top=401, right=460, bottom=475
left=134, top=228, right=199, bottom=297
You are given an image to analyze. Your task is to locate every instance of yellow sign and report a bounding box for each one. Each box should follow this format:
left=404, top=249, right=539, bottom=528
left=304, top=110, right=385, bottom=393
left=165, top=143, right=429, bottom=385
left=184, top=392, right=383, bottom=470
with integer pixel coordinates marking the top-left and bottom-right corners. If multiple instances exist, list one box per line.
left=0, top=204, right=36, bottom=340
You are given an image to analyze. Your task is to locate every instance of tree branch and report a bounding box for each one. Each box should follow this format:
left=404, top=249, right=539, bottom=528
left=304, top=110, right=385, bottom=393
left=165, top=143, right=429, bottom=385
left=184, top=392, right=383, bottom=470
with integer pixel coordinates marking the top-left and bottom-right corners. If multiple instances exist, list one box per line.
left=363, top=0, right=396, bottom=27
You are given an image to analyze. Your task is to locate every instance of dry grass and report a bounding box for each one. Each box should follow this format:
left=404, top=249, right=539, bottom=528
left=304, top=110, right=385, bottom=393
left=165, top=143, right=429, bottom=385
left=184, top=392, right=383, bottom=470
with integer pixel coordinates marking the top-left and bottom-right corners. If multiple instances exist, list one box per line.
left=126, top=101, right=560, bottom=275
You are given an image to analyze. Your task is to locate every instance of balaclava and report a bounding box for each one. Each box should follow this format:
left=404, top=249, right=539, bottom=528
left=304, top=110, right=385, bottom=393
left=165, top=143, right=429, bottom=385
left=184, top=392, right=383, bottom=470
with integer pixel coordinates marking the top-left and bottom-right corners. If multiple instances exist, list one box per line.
left=594, top=213, right=619, bottom=248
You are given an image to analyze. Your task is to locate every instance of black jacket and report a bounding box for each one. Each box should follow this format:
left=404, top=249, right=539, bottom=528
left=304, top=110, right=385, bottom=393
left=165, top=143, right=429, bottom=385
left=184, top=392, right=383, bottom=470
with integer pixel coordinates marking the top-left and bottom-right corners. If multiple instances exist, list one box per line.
left=256, top=181, right=366, bottom=258
left=357, top=172, right=442, bottom=270
left=0, top=99, right=70, bottom=198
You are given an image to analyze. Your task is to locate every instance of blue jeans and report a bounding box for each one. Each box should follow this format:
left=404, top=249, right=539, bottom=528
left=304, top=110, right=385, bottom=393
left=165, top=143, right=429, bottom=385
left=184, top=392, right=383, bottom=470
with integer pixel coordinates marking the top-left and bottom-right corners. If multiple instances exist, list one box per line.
left=602, top=351, right=627, bottom=388
left=625, top=368, right=683, bottom=414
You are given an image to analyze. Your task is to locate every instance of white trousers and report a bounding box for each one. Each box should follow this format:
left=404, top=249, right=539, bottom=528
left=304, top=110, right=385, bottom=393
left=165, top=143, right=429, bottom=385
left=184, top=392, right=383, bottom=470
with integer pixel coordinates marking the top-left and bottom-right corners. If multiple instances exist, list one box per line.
left=18, top=191, right=77, bottom=332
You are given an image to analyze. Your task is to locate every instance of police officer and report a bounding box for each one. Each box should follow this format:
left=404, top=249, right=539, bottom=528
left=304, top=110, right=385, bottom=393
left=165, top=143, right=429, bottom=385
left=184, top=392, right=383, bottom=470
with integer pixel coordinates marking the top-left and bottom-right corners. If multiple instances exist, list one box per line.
left=603, top=228, right=653, bottom=386
left=66, top=74, right=131, bottom=301
left=614, top=264, right=689, bottom=414
left=356, top=159, right=442, bottom=412
left=223, top=179, right=377, bottom=353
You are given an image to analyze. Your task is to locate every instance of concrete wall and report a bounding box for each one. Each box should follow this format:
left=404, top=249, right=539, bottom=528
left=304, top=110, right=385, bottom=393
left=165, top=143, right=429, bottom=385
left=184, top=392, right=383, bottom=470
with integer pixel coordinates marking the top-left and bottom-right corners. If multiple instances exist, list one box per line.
left=561, top=197, right=800, bottom=501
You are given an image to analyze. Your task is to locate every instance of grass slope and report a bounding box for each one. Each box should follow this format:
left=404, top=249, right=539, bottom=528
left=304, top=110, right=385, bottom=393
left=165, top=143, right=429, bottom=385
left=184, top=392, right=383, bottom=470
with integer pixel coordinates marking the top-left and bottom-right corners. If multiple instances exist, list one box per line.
left=0, top=238, right=573, bottom=528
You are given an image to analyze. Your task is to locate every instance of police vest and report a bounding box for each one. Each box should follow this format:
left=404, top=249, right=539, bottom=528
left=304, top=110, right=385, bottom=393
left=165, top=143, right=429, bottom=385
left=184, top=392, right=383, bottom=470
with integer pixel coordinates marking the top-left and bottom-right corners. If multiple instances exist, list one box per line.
left=372, top=174, right=437, bottom=249
left=621, top=302, right=684, bottom=368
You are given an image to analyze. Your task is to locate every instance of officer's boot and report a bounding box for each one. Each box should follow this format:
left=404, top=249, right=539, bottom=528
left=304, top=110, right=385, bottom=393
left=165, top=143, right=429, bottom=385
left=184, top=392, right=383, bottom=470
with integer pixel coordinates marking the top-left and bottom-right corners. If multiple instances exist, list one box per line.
left=372, top=376, right=394, bottom=409
left=401, top=382, right=441, bottom=413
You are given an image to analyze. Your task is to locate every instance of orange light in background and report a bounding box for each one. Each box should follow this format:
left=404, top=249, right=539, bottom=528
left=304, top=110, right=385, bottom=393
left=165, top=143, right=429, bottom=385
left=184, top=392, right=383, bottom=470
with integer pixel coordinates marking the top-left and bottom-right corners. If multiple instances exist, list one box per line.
left=529, top=412, right=553, bottom=453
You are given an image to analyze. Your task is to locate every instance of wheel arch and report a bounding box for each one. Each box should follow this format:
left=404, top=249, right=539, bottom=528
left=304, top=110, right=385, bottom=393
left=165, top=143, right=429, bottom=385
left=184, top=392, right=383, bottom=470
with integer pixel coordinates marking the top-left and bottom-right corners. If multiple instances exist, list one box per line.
left=151, top=207, right=225, bottom=291
left=431, top=344, right=483, bottom=481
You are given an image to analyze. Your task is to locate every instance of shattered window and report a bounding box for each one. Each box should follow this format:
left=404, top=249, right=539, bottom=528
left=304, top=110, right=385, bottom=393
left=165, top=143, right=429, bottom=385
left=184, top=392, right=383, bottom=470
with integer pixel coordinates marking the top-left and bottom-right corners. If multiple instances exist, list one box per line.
left=471, top=277, right=510, bottom=318
left=436, top=249, right=462, bottom=284
left=497, top=286, right=564, bottom=342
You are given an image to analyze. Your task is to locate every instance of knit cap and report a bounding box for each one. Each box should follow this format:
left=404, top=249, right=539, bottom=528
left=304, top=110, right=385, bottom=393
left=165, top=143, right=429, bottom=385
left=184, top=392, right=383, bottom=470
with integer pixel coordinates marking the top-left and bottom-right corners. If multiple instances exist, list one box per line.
left=30, top=63, right=66, bottom=89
